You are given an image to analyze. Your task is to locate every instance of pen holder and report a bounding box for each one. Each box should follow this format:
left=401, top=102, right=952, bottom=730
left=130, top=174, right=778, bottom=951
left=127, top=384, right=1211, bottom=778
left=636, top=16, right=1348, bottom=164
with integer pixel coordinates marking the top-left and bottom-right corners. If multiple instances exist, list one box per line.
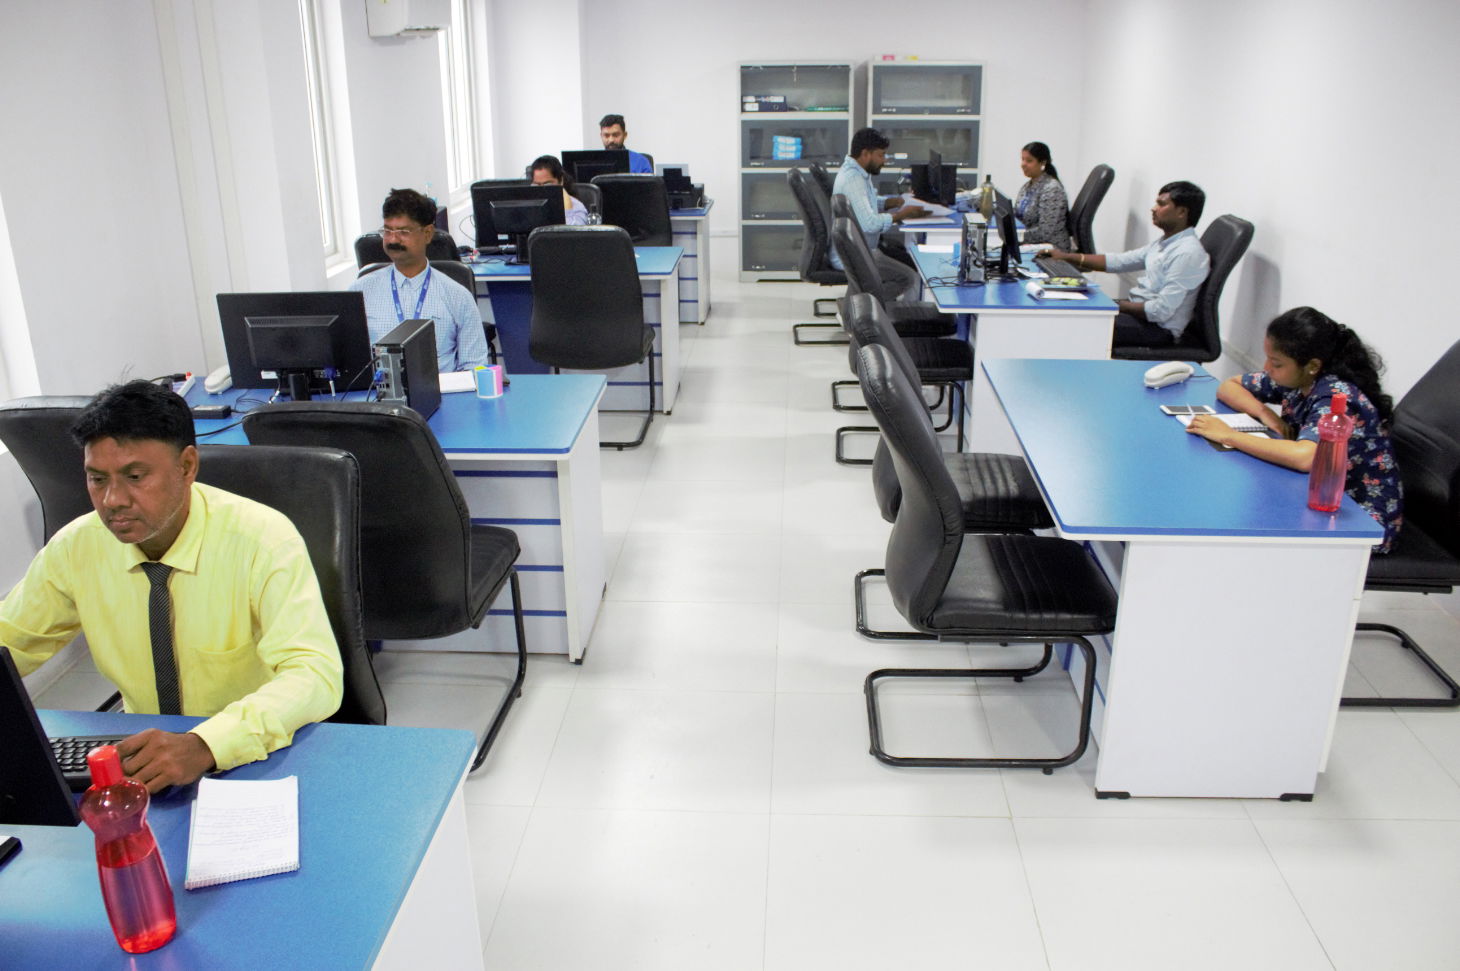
left=474, top=365, right=504, bottom=399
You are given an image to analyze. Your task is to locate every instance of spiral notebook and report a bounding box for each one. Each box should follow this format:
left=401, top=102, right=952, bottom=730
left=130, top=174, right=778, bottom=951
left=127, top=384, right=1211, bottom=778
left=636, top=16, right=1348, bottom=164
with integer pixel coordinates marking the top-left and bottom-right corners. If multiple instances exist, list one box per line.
left=184, top=776, right=299, bottom=889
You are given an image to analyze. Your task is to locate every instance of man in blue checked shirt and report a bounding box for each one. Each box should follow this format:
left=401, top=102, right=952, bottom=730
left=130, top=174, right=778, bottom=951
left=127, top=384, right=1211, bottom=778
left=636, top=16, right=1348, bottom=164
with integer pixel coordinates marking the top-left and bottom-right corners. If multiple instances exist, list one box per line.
left=349, top=188, right=491, bottom=372
left=1039, top=181, right=1211, bottom=350
left=829, top=127, right=930, bottom=305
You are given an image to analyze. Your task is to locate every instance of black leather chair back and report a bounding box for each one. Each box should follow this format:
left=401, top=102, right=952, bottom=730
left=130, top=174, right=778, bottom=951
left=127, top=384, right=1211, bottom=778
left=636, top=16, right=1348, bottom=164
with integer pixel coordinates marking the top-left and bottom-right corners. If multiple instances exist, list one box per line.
left=0, top=396, right=94, bottom=541
left=358, top=259, right=475, bottom=295
left=241, top=402, right=481, bottom=641
left=1066, top=164, right=1114, bottom=254
left=569, top=182, right=602, bottom=217
left=856, top=342, right=966, bottom=628
left=1392, top=339, right=1460, bottom=555
left=354, top=230, right=461, bottom=268
left=590, top=174, right=672, bottom=245
left=831, top=214, right=883, bottom=299
left=527, top=225, right=648, bottom=371
left=788, top=168, right=843, bottom=286
left=808, top=162, right=835, bottom=201
left=830, top=193, right=853, bottom=224
left=194, top=444, right=384, bottom=726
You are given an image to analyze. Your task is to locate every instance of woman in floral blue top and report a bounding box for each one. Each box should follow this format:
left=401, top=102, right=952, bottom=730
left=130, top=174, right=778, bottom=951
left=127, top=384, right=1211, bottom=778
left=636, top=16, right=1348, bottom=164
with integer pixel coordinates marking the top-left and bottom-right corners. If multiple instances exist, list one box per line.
left=1185, top=306, right=1403, bottom=552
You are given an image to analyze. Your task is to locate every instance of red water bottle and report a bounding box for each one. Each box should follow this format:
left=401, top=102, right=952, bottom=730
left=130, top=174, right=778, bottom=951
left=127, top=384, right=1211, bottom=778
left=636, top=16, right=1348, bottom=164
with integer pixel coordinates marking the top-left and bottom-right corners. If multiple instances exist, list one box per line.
left=1307, top=392, right=1354, bottom=513
left=79, top=745, right=177, bottom=954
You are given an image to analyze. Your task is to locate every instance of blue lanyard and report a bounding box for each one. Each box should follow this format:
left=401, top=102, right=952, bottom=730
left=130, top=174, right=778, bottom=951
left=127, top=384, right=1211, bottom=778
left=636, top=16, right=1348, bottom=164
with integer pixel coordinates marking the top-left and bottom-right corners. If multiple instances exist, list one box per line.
left=390, top=267, right=432, bottom=324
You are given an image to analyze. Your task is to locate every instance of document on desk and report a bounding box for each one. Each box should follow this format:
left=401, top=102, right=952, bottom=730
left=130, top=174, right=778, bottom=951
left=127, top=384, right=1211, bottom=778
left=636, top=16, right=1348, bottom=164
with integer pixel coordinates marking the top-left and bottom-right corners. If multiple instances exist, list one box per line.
left=1023, top=282, right=1088, bottom=300
left=438, top=371, right=477, bottom=394
left=184, top=776, right=299, bottom=890
left=1174, top=412, right=1273, bottom=450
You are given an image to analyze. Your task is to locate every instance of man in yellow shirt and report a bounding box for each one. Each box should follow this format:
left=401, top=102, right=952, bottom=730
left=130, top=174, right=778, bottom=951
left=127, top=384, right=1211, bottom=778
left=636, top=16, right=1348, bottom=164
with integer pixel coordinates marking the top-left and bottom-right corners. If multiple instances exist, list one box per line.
left=1, top=380, right=343, bottom=792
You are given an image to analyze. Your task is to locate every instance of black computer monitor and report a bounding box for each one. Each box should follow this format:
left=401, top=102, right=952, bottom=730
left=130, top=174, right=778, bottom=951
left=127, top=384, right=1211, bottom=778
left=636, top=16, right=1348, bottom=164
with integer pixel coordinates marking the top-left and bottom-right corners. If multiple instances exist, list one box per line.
left=560, top=149, right=631, bottom=184
left=0, top=649, right=82, bottom=827
left=911, top=148, right=957, bottom=207
left=991, top=203, right=1022, bottom=280
left=471, top=184, right=566, bottom=262
left=217, top=291, right=374, bottom=402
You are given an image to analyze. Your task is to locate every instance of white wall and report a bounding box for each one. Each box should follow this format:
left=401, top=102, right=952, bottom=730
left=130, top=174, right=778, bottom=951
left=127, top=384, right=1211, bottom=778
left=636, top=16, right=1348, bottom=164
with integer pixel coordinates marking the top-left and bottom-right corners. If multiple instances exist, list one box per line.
left=487, top=0, right=587, bottom=179
left=1079, top=0, right=1460, bottom=396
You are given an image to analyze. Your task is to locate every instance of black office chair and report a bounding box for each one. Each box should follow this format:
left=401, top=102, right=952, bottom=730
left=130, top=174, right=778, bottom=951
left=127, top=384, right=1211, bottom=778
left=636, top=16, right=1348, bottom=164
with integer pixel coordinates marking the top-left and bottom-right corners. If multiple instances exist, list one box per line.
left=0, top=396, right=94, bottom=541
left=841, top=293, right=1053, bottom=639
left=354, top=230, right=462, bottom=269
left=1111, top=214, right=1254, bottom=363
left=590, top=174, right=672, bottom=246
left=829, top=193, right=957, bottom=340
left=527, top=225, right=656, bottom=449
left=569, top=182, right=602, bottom=218
left=194, top=444, right=385, bottom=727
left=808, top=161, right=836, bottom=201
left=1066, top=164, right=1114, bottom=255
left=854, top=341, right=1118, bottom=771
left=358, top=260, right=499, bottom=364
left=831, top=216, right=971, bottom=466
left=1342, top=338, right=1460, bottom=708
left=640, top=152, right=654, bottom=170
left=787, top=168, right=849, bottom=345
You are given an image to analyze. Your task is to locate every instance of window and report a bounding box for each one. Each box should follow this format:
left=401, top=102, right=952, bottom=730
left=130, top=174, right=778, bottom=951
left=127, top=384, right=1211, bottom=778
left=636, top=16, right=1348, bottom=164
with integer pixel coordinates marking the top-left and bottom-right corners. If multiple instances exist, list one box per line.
left=299, top=0, right=344, bottom=259
left=440, top=0, right=480, bottom=191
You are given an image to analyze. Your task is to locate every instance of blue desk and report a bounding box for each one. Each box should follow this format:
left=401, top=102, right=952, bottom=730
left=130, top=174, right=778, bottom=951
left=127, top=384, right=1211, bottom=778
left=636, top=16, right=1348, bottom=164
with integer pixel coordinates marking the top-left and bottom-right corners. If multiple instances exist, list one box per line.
left=985, top=358, right=1382, bottom=799
left=191, top=376, right=607, bottom=660
left=671, top=200, right=713, bottom=323
left=1, top=711, right=481, bottom=969
left=911, top=242, right=1118, bottom=453
left=471, top=246, right=684, bottom=413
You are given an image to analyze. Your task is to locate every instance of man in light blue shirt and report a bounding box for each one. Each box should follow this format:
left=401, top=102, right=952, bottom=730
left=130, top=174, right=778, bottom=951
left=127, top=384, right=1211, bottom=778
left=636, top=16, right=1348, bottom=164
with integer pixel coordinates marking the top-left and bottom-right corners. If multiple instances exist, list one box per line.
left=599, top=114, right=653, bottom=174
left=349, top=188, right=490, bottom=372
left=1041, top=181, right=1211, bottom=348
left=829, top=128, right=929, bottom=304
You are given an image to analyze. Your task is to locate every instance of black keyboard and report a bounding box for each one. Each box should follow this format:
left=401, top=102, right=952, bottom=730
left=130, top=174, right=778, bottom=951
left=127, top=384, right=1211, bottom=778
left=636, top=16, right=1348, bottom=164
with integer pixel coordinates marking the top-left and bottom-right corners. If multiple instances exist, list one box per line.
left=1035, top=255, right=1086, bottom=281
left=50, top=734, right=125, bottom=792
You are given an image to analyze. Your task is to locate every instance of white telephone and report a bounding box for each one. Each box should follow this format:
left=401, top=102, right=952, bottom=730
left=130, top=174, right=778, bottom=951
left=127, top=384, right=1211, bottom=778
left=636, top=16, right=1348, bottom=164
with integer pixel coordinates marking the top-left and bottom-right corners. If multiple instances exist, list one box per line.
left=204, top=364, right=232, bottom=394
left=1143, top=361, right=1194, bottom=389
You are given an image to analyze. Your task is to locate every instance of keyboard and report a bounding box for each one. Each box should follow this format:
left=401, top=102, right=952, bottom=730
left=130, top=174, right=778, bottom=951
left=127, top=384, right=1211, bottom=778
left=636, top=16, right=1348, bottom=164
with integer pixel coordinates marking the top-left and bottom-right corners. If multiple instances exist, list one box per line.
left=50, top=734, right=125, bottom=792
left=1034, top=255, right=1086, bottom=281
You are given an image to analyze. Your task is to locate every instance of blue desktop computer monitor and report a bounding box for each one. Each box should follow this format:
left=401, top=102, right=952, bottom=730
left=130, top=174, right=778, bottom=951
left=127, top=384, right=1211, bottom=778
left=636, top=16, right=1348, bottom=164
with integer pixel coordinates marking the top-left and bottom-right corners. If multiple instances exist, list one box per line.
left=471, top=183, right=566, bottom=262
left=560, top=149, right=631, bottom=185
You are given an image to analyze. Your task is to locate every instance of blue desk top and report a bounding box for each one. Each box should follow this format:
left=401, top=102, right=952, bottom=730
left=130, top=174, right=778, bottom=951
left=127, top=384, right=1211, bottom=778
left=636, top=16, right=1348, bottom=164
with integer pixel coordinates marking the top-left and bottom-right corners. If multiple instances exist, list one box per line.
left=191, top=373, right=605, bottom=454
left=983, top=358, right=1386, bottom=541
left=911, top=243, right=1119, bottom=313
left=2, top=710, right=474, bottom=970
left=468, top=245, right=682, bottom=279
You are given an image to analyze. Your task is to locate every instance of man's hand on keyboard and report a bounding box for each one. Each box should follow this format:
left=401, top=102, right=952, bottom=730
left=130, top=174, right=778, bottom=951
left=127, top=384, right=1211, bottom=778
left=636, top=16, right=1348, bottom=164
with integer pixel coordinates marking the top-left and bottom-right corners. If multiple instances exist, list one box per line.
left=117, top=729, right=216, bottom=793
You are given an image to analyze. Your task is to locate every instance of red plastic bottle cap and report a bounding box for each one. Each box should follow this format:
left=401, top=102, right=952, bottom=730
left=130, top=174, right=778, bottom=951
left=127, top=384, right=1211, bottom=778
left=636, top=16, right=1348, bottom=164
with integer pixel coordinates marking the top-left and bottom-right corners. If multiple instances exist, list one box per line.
left=1331, top=392, right=1348, bottom=415
left=87, top=744, right=125, bottom=788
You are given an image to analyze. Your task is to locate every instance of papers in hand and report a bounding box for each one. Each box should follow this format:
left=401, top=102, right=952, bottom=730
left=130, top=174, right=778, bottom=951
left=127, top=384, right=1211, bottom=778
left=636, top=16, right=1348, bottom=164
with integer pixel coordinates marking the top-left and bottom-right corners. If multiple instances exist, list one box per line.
left=185, top=776, right=299, bottom=889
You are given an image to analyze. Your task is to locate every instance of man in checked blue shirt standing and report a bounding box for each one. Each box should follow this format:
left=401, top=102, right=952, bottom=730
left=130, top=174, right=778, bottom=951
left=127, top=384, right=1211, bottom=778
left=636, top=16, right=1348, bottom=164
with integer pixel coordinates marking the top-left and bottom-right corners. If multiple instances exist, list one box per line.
left=1040, top=181, right=1211, bottom=350
left=349, top=188, right=491, bottom=372
left=829, top=128, right=929, bottom=305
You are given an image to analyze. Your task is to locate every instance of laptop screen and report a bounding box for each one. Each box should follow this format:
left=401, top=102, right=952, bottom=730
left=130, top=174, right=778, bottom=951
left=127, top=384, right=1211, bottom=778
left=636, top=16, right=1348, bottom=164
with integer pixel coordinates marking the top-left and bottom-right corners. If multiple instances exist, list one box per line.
left=0, top=649, right=81, bottom=826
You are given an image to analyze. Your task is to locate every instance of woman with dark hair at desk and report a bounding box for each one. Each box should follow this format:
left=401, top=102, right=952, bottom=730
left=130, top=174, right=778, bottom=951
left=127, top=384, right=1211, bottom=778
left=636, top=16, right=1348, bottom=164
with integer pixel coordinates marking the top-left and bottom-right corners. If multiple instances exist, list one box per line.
left=527, top=155, right=590, bottom=225
left=1185, top=306, right=1403, bottom=552
left=1014, top=141, right=1070, bottom=249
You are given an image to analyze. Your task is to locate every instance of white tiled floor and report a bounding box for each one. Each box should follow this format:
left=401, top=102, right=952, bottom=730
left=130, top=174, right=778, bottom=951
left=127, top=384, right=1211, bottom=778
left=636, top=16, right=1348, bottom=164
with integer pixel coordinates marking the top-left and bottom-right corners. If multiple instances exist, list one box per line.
left=34, top=262, right=1460, bottom=968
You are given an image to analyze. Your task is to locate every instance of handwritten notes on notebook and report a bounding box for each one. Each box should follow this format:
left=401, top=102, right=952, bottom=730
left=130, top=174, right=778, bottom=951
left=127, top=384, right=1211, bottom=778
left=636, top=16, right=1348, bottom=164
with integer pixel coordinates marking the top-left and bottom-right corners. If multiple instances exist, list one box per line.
left=184, top=776, right=299, bottom=890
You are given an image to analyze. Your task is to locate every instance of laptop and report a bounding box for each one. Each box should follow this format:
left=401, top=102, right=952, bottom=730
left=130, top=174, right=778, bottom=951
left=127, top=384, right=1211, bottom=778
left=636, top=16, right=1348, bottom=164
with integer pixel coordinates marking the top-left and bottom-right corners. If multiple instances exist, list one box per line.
left=0, top=649, right=86, bottom=824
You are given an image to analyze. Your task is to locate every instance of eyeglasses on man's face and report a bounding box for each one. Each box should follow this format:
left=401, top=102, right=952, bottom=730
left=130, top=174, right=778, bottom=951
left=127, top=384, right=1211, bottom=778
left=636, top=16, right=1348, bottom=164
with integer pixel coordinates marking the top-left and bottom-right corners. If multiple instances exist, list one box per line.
left=378, top=225, right=429, bottom=238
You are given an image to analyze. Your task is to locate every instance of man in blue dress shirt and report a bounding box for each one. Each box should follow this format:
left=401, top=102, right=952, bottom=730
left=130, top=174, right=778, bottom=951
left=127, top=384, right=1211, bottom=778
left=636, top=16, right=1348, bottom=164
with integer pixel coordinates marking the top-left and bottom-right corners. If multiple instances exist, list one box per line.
left=1040, top=181, right=1211, bottom=349
left=829, top=127, right=929, bottom=305
left=349, top=188, right=490, bottom=373
left=598, top=114, right=653, bottom=174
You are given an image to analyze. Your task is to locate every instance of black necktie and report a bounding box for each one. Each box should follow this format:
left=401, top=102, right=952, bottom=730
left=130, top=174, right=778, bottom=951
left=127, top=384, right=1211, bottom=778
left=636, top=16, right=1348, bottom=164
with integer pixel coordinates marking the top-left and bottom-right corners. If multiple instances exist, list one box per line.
left=139, top=562, right=181, bottom=715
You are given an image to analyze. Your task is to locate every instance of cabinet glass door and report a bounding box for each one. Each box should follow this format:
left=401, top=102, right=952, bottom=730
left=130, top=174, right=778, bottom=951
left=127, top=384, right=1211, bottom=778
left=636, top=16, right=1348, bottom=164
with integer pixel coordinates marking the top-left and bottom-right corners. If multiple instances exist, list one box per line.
left=742, top=172, right=800, bottom=220
left=741, top=224, right=805, bottom=272
left=742, top=119, right=848, bottom=168
left=871, top=64, right=982, bottom=115
left=879, top=121, right=980, bottom=169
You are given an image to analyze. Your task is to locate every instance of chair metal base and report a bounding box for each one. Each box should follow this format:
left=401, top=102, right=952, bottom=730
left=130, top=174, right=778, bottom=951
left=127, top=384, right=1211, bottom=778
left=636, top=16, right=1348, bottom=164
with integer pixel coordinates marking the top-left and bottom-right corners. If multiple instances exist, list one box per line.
left=835, top=425, right=878, bottom=466
left=557, top=355, right=656, bottom=450
left=1340, top=620, right=1460, bottom=708
left=854, top=568, right=935, bottom=640
left=837, top=381, right=964, bottom=466
left=793, top=321, right=850, bottom=346
left=832, top=379, right=867, bottom=413
left=471, top=570, right=529, bottom=770
left=865, top=636, right=1096, bottom=773
left=814, top=296, right=839, bottom=318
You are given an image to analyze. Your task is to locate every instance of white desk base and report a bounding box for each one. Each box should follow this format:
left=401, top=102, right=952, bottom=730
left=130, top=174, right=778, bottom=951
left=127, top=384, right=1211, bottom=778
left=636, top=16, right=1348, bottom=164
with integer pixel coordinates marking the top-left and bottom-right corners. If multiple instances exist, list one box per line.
left=1070, top=538, right=1371, bottom=798
left=967, top=308, right=1115, bottom=453
left=376, top=777, right=483, bottom=969
left=671, top=213, right=712, bottom=323
left=582, top=266, right=681, bottom=414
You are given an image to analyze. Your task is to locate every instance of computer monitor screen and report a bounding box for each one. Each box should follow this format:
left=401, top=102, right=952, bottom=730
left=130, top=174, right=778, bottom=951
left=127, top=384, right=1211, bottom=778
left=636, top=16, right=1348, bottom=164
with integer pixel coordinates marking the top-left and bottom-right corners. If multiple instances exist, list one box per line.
left=911, top=149, right=956, bottom=206
left=992, top=203, right=1022, bottom=279
left=217, top=291, right=374, bottom=401
left=560, top=149, right=631, bottom=184
left=0, top=649, right=81, bottom=827
left=471, top=184, right=566, bottom=260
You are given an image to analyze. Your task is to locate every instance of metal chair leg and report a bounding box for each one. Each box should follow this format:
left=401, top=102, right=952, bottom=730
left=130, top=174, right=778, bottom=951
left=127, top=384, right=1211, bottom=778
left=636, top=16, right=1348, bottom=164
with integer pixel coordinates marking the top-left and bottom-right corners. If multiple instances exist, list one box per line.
left=832, top=379, right=867, bottom=413
left=865, top=637, right=1095, bottom=773
left=793, top=321, right=850, bottom=346
left=814, top=296, right=839, bottom=318
left=1341, top=621, right=1460, bottom=708
left=854, top=568, right=935, bottom=640
left=598, top=353, right=655, bottom=450
left=835, top=425, right=878, bottom=466
left=471, top=569, right=529, bottom=771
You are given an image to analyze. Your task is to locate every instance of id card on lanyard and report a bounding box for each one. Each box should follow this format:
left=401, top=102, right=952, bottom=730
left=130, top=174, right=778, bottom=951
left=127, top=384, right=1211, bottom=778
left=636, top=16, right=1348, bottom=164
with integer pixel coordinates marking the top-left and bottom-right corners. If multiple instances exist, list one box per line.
left=390, top=267, right=432, bottom=323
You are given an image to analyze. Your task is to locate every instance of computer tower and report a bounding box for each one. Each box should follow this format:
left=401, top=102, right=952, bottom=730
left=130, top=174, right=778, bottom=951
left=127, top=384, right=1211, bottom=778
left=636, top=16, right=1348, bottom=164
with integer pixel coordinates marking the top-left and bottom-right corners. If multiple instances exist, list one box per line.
left=374, top=318, right=441, bottom=420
